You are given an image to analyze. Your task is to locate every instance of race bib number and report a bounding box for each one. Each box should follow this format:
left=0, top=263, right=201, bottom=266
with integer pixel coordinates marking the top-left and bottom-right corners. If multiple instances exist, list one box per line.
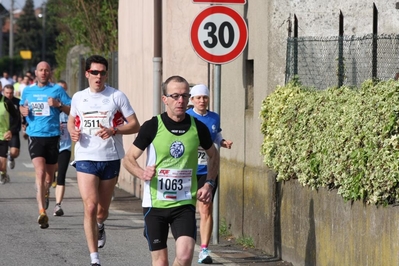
left=198, top=147, right=208, bottom=166
left=31, top=102, right=50, bottom=116
left=81, top=111, right=109, bottom=135
left=157, top=168, right=192, bottom=201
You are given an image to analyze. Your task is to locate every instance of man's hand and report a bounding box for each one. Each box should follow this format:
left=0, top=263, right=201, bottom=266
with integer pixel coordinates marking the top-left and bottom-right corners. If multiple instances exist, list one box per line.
left=20, top=105, right=29, bottom=117
left=47, top=97, right=61, bottom=108
left=3, top=130, right=12, bottom=141
left=142, top=165, right=156, bottom=181
left=221, top=139, right=233, bottom=149
left=197, top=183, right=213, bottom=203
left=69, top=128, right=81, bottom=142
left=96, top=124, right=113, bottom=139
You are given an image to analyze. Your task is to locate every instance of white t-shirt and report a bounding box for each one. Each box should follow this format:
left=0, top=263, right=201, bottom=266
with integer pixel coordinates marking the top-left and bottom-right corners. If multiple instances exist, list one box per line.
left=70, top=86, right=135, bottom=161
left=0, top=77, right=13, bottom=87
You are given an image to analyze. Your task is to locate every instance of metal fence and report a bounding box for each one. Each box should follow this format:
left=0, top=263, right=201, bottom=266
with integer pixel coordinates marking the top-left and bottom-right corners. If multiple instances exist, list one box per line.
left=285, top=34, right=399, bottom=89
left=285, top=5, right=399, bottom=90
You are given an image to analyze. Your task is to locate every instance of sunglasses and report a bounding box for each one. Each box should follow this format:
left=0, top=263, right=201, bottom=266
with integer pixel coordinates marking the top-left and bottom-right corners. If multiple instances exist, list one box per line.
left=165, top=93, right=191, bottom=100
left=87, top=70, right=107, bottom=77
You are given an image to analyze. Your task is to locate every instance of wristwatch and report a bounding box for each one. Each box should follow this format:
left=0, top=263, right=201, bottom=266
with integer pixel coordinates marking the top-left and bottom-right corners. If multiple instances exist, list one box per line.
left=112, top=127, right=118, bottom=136
left=205, top=179, right=216, bottom=188
left=58, top=102, right=63, bottom=109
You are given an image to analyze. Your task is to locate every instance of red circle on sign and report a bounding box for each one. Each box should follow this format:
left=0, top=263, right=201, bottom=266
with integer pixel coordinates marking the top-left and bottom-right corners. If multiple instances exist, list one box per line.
left=190, top=6, right=248, bottom=64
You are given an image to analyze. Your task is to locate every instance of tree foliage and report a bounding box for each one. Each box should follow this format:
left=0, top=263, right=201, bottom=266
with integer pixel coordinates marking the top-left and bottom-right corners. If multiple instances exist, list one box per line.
left=11, top=0, right=117, bottom=76
left=47, top=0, right=118, bottom=76
left=13, top=0, right=42, bottom=71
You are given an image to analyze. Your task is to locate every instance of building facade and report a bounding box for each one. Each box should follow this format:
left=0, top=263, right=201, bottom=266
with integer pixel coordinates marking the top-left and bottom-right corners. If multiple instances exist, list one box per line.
left=118, top=1, right=399, bottom=265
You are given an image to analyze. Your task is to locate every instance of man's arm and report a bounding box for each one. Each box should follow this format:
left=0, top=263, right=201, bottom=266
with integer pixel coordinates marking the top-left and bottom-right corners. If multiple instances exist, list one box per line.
left=59, top=104, right=71, bottom=115
left=114, top=113, right=140, bottom=135
left=122, top=145, right=155, bottom=181
left=197, top=145, right=219, bottom=203
left=5, top=97, right=18, bottom=132
left=205, top=144, right=219, bottom=182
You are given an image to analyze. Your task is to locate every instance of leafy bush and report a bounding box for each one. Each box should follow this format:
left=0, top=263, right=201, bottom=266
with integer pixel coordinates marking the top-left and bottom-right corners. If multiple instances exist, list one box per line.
left=260, top=79, right=399, bottom=205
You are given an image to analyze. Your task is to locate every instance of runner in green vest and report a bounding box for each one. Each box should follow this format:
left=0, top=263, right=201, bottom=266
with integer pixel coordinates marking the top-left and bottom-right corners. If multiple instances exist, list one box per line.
left=0, top=91, right=19, bottom=184
left=123, top=75, right=219, bottom=266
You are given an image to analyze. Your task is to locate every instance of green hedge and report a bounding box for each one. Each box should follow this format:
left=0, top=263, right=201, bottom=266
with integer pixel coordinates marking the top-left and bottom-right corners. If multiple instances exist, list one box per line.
left=260, top=79, right=399, bottom=206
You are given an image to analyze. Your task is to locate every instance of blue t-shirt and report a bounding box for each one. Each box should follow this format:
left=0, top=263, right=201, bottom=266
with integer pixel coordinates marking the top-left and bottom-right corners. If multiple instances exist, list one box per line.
left=59, top=112, right=71, bottom=152
left=186, top=108, right=221, bottom=175
left=20, top=83, right=72, bottom=137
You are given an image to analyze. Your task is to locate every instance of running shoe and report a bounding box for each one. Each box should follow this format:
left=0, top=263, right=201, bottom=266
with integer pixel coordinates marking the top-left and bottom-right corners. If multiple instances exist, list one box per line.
left=53, top=204, right=64, bottom=216
left=98, top=224, right=106, bottom=248
left=7, top=156, right=15, bottom=170
left=37, top=212, right=49, bottom=229
left=91, top=264, right=101, bottom=266
left=0, top=173, right=9, bottom=184
left=45, top=190, right=50, bottom=210
left=198, top=248, right=213, bottom=264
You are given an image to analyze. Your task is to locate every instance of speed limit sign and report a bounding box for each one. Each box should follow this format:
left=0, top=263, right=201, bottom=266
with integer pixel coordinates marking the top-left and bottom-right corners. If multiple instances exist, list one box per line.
left=190, top=6, right=248, bottom=64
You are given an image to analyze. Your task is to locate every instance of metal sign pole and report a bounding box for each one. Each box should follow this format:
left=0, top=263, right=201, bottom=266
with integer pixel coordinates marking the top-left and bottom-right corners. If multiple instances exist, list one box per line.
left=212, top=64, right=221, bottom=244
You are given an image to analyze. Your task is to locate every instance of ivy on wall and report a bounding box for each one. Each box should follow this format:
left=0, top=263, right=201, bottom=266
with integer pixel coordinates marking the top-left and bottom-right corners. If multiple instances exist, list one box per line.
left=260, top=78, right=399, bottom=206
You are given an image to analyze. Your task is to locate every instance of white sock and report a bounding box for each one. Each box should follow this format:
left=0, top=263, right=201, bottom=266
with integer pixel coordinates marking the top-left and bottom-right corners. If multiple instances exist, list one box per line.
left=90, top=252, right=100, bottom=264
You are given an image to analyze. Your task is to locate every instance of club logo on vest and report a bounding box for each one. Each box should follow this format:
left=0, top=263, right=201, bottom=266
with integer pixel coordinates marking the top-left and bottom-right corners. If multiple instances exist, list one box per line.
left=170, top=141, right=185, bottom=158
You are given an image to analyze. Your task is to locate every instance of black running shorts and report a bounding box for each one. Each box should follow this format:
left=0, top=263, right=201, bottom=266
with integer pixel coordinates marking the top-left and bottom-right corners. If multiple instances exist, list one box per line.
left=28, top=136, right=60, bottom=164
left=143, top=205, right=197, bottom=251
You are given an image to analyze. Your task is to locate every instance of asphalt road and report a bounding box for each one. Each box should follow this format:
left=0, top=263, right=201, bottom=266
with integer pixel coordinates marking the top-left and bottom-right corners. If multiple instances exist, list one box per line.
left=0, top=133, right=293, bottom=266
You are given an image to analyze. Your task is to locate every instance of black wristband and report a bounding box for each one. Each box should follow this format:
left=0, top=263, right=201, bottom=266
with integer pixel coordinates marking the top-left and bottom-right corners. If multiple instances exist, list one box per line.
left=205, top=179, right=216, bottom=188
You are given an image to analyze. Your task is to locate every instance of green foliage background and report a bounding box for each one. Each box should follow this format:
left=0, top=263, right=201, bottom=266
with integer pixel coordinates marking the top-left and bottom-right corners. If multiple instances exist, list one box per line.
left=46, top=0, right=118, bottom=78
left=260, top=79, right=399, bottom=206
left=7, top=0, right=118, bottom=77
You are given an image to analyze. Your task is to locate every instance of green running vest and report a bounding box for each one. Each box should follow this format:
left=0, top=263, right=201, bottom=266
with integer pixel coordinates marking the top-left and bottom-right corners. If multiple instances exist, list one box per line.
left=0, top=96, right=10, bottom=141
left=148, top=115, right=199, bottom=208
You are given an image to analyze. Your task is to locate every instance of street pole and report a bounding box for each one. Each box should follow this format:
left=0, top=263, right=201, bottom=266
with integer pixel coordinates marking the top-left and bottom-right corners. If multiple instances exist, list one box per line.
left=9, top=0, right=14, bottom=74
left=41, top=2, right=46, bottom=61
left=9, top=0, right=13, bottom=58
left=213, top=64, right=221, bottom=245
left=0, top=14, right=3, bottom=58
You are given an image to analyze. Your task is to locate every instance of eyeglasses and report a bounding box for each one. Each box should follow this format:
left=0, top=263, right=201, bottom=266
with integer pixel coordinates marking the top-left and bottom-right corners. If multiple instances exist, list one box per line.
left=87, top=70, right=107, bottom=77
left=165, top=93, right=191, bottom=100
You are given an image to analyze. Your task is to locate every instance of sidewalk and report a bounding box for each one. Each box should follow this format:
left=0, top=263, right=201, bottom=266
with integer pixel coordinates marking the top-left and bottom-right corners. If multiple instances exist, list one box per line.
left=110, top=186, right=293, bottom=266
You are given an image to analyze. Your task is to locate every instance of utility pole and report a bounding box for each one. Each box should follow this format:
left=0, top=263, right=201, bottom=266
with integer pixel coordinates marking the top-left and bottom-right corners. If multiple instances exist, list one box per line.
left=9, top=0, right=13, bottom=58
left=41, top=2, right=46, bottom=61
left=0, top=3, right=9, bottom=58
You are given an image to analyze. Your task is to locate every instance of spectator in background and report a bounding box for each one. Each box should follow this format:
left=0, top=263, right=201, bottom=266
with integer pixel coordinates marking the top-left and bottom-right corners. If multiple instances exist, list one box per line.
left=13, top=75, right=22, bottom=97
left=16, top=75, right=31, bottom=98
left=25, top=71, right=35, bottom=84
left=0, top=71, right=14, bottom=87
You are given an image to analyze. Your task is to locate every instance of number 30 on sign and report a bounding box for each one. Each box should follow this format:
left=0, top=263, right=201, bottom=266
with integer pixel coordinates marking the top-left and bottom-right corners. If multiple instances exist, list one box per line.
left=190, top=6, right=248, bottom=65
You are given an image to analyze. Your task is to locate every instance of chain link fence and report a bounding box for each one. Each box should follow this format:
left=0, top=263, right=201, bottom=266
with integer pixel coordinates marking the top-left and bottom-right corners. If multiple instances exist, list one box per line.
left=285, top=34, right=399, bottom=89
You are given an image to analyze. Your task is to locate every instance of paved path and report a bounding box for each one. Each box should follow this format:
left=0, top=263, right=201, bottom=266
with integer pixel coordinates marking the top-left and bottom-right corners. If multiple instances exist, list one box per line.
left=0, top=133, right=293, bottom=265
